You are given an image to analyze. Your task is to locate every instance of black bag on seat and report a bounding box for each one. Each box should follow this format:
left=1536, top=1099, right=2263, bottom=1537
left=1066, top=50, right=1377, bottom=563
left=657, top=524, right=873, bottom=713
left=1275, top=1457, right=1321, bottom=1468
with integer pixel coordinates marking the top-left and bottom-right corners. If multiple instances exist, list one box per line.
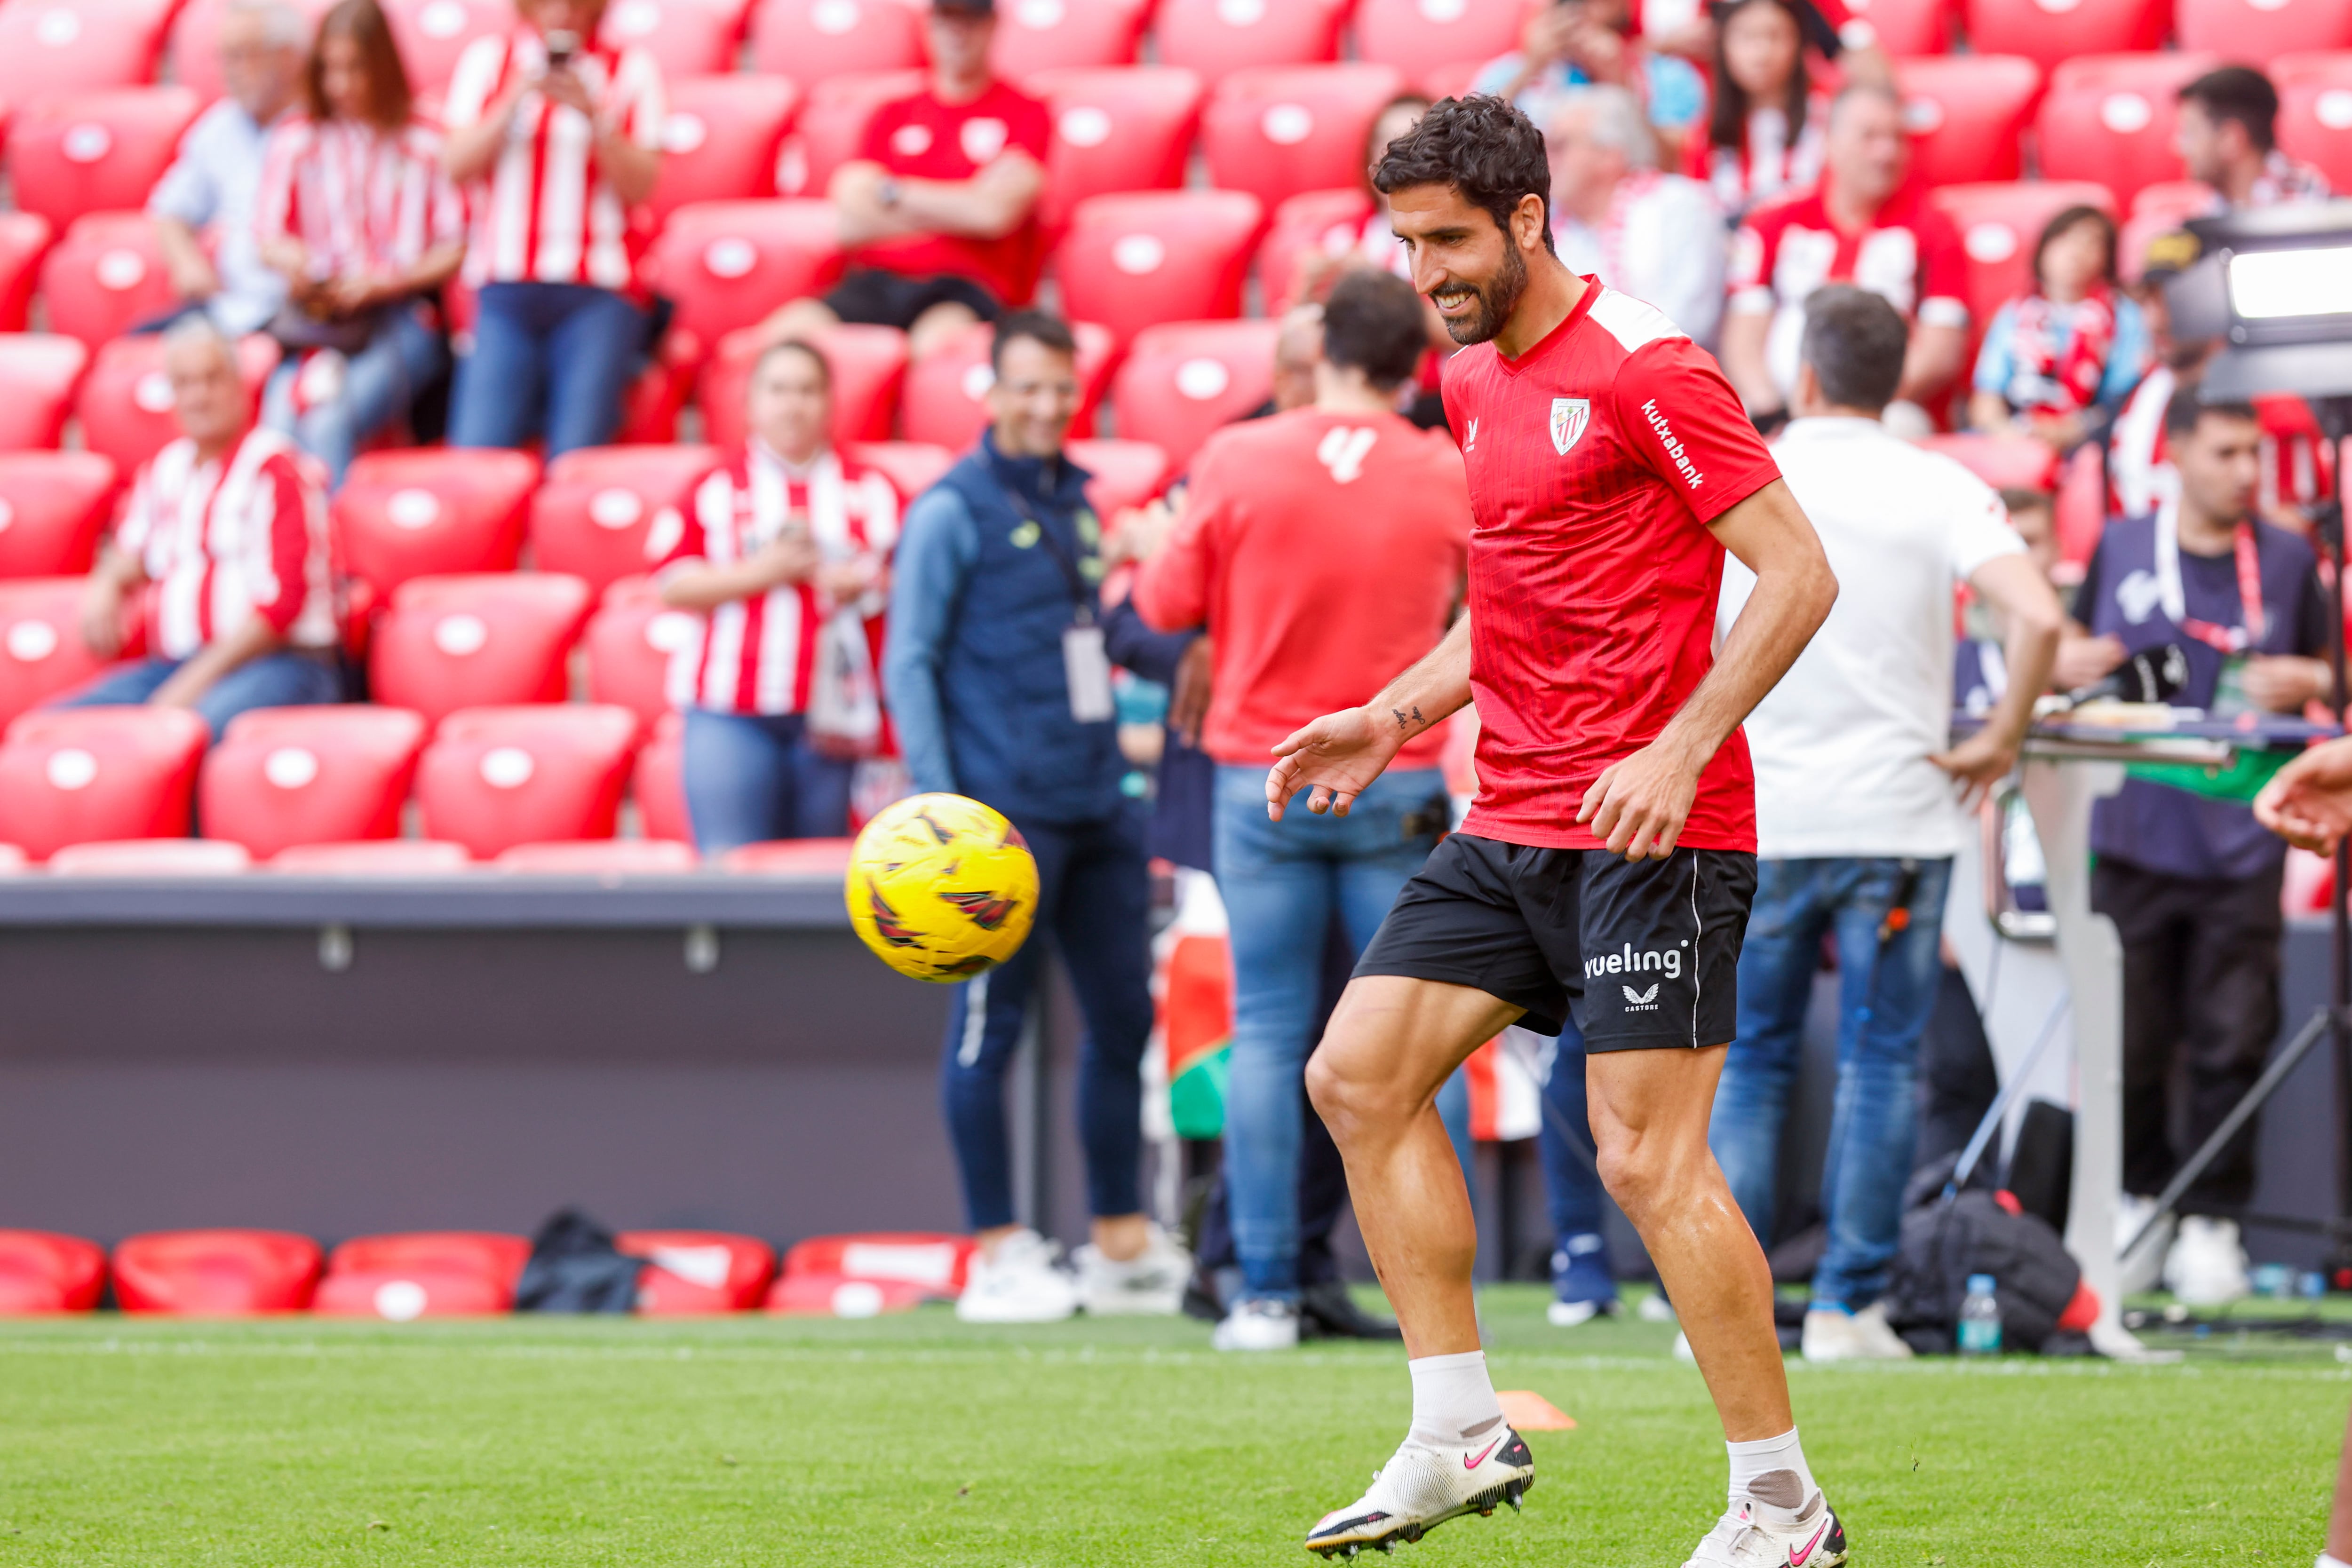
left=513, top=1209, right=643, bottom=1314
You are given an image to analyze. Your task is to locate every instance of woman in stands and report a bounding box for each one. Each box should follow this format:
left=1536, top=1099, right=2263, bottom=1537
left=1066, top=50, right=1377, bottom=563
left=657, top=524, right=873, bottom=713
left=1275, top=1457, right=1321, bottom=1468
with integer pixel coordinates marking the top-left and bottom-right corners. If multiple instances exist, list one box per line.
left=651, top=341, right=899, bottom=852
left=439, top=0, right=664, bottom=458
left=1684, top=0, right=1832, bottom=221
left=253, top=0, right=465, bottom=487
left=1969, top=205, right=2151, bottom=454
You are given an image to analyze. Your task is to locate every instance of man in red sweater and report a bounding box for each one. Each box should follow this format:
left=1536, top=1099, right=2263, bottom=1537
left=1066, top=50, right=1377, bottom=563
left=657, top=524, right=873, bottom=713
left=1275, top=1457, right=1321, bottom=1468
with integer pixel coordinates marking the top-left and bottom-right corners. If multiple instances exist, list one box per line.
left=1133, top=269, right=1471, bottom=1353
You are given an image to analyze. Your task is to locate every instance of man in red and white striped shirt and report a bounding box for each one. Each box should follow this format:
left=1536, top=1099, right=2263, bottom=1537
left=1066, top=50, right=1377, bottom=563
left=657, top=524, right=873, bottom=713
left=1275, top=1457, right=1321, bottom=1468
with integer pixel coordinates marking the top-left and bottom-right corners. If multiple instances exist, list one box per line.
left=64, top=321, right=339, bottom=740
left=440, top=0, right=665, bottom=456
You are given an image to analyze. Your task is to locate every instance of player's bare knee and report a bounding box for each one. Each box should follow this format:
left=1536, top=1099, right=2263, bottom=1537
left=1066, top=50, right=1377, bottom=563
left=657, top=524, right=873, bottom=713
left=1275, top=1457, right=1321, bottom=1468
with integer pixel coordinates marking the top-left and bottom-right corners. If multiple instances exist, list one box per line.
left=1594, top=1126, right=1672, bottom=1220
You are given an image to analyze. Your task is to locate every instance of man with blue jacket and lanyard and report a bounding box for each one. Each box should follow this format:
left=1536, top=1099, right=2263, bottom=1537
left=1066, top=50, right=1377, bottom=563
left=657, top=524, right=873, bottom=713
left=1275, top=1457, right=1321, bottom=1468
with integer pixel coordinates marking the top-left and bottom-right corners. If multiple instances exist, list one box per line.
left=883, top=310, right=1192, bottom=1324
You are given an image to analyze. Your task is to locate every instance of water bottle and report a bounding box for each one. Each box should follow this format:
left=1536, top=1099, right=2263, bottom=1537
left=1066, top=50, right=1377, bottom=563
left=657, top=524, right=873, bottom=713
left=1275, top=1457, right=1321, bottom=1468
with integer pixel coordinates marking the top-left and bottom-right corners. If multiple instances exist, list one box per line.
left=1958, top=1274, right=2002, bottom=1356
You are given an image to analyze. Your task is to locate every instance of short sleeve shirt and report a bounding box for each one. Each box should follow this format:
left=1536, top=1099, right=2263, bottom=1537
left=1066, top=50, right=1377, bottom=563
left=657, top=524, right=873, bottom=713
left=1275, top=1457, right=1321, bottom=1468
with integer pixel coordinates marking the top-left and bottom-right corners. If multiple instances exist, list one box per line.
left=1441, top=282, right=1782, bottom=852
left=854, top=79, right=1051, bottom=307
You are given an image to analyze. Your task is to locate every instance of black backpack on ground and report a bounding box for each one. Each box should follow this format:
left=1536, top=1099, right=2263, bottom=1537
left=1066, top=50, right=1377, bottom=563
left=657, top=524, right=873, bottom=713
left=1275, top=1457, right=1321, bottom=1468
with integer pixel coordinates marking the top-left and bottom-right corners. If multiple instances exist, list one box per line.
left=513, top=1209, right=642, bottom=1314
left=1881, top=1156, right=2085, bottom=1354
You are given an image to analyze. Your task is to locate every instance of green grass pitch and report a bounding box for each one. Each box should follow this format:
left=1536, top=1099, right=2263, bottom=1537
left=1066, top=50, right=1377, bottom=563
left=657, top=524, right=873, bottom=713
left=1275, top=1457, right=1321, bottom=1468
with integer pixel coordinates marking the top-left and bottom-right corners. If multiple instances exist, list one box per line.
left=0, top=1284, right=2341, bottom=1565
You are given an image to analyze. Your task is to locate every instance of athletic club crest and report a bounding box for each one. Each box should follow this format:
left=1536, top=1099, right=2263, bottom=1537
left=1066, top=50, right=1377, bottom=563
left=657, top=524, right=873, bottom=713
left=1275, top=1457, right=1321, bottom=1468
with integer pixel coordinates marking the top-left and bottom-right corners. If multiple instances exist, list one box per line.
left=1549, top=397, right=1590, bottom=456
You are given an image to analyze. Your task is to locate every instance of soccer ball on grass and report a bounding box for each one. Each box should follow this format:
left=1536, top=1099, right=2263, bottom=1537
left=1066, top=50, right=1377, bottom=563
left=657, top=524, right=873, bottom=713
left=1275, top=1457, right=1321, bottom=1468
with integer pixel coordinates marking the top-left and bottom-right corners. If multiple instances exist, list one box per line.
left=845, top=793, right=1039, bottom=982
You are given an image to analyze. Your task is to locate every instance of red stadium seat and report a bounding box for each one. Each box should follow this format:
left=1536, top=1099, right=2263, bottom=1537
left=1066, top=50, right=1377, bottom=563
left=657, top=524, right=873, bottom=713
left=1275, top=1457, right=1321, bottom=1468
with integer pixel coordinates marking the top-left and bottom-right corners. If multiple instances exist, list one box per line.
left=2118, top=181, right=2213, bottom=283
left=599, top=0, right=746, bottom=76
left=2275, top=52, right=2352, bottom=193
left=620, top=1229, right=777, bottom=1314
left=1057, top=190, right=1265, bottom=349
left=766, top=1272, right=928, bottom=1314
left=990, top=0, right=1152, bottom=78
left=0, top=335, right=88, bottom=452
left=0, top=1230, right=107, bottom=1313
left=532, top=444, right=723, bottom=597
left=848, top=439, right=955, bottom=498
left=1354, top=0, right=1527, bottom=75
left=270, top=838, right=473, bottom=872
left=371, top=574, right=593, bottom=725
left=1931, top=181, right=2119, bottom=341
left=328, top=1231, right=532, bottom=1284
left=1111, top=318, right=1282, bottom=469
left=0, top=451, right=117, bottom=576
left=700, top=322, right=908, bottom=449
left=0, top=0, right=173, bottom=104
left=774, top=69, right=926, bottom=198
left=1834, top=0, right=1950, bottom=53
left=901, top=318, right=1114, bottom=448
left=198, top=705, right=429, bottom=857
left=1965, top=0, right=2166, bottom=74
left=650, top=76, right=801, bottom=223
left=334, top=449, right=541, bottom=600
left=1068, top=437, right=1173, bottom=519
left=380, top=0, right=509, bottom=94
left=633, top=709, right=690, bottom=842
left=1030, top=66, right=1206, bottom=231
left=585, top=577, right=702, bottom=724
left=496, top=838, right=700, bottom=871
left=312, top=1269, right=511, bottom=1318
left=1155, top=0, right=1350, bottom=85
left=170, top=0, right=338, bottom=103
left=1918, top=432, right=2064, bottom=491
left=0, top=214, right=55, bottom=334
left=11, top=89, right=201, bottom=229
left=722, top=836, right=852, bottom=874
left=77, top=333, right=279, bottom=474
left=417, top=703, right=641, bottom=856
left=0, top=842, right=25, bottom=874
left=644, top=199, right=845, bottom=357
left=0, top=578, right=120, bottom=729
left=111, top=1229, right=323, bottom=1315
left=748, top=0, right=925, bottom=83
left=1895, top=55, right=2042, bottom=189
left=40, top=213, right=177, bottom=351
left=48, top=837, right=253, bottom=874
left=2179, top=0, right=2352, bottom=66
left=780, top=1230, right=975, bottom=1294
left=1257, top=187, right=1375, bottom=309
left=1202, top=64, right=1408, bottom=213
left=0, top=707, right=208, bottom=859
left=2035, top=53, right=2219, bottom=207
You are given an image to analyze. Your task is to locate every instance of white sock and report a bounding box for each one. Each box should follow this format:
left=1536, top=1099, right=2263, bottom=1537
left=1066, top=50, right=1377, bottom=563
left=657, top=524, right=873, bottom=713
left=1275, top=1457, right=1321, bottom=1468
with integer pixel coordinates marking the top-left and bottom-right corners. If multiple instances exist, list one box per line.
left=2317, top=1554, right=2352, bottom=1568
left=1406, top=1350, right=1505, bottom=1448
left=1726, top=1427, right=1817, bottom=1510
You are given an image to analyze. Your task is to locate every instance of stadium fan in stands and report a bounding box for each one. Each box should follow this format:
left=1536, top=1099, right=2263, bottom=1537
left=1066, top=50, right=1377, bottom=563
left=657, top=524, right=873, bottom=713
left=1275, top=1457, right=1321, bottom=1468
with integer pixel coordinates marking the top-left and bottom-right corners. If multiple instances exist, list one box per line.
left=1546, top=85, right=1724, bottom=348
left=651, top=340, right=897, bottom=849
left=882, top=311, right=1190, bottom=1325
left=150, top=0, right=307, bottom=338
left=758, top=0, right=1049, bottom=361
left=1292, top=95, right=1431, bottom=301
left=1129, top=270, right=1470, bottom=1354
left=1685, top=0, right=1833, bottom=221
left=1966, top=206, right=2150, bottom=455
left=62, top=319, right=338, bottom=738
left=440, top=0, right=666, bottom=457
left=254, top=0, right=466, bottom=488
left=2177, top=65, right=2331, bottom=214
left=2059, top=389, right=2333, bottom=1307
left=1710, top=286, right=2064, bottom=1361
left=1469, top=0, right=1708, bottom=156
left=1720, top=83, right=1969, bottom=431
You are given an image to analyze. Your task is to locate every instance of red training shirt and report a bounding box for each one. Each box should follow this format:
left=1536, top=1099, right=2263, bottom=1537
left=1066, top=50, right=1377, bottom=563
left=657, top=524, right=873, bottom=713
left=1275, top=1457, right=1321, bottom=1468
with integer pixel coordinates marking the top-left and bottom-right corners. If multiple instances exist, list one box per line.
left=1443, top=282, right=1780, bottom=852
left=856, top=79, right=1051, bottom=308
left=1132, top=407, right=1471, bottom=769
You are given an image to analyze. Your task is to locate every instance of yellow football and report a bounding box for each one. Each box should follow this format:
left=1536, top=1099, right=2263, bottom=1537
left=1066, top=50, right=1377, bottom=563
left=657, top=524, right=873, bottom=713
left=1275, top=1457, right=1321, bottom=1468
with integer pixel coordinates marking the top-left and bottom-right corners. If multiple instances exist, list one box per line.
left=845, top=793, right=1040, bottom=982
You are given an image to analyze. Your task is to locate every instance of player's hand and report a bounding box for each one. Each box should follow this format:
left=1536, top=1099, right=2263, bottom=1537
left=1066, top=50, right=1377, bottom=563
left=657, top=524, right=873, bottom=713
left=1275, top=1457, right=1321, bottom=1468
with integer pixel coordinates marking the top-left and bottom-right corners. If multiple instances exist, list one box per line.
left=1577, top=741, right=1699, bottom=860
left=2255, top=737, right=2352, bottom=853
left=1168, top=635, right=1213, bottom=751
left=1930, top=729, right=2016, bottom=811
left=1267, top=706, right=1405, bottom=820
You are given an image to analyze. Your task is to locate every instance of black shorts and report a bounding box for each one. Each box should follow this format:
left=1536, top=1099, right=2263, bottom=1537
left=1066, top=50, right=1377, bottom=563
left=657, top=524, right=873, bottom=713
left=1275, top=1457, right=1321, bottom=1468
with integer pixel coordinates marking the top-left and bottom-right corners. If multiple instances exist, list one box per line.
left=824, top=268, right=1002, bottom=332
left=1354, top=834, right=1757, bottom=1049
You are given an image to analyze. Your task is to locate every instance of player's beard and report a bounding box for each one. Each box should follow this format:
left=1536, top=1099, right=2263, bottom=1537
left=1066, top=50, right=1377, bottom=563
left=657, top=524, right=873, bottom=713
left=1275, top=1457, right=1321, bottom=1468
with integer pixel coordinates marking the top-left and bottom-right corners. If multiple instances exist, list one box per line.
left=1432, top=244, right=1528, bottom=347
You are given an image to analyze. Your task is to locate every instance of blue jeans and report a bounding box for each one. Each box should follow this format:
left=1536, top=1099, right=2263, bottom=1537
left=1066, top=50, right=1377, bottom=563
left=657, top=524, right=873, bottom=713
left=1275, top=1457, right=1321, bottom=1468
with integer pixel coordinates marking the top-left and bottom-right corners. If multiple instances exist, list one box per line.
left=54, top=651, right=340, bottom=741
left=1708, top=855, right=1954, bottom=1310
left=1535, top=1018, right=1620, bottom=1304
left=1213, top=763, right=1449, bottom=1300
left=448, top=282, right=644, bottom=458
left=680, top=709, right=853, bottom=852
left=262, top=304, right=447, bottom=488
left=940, top=805, right=1154, bottom=1230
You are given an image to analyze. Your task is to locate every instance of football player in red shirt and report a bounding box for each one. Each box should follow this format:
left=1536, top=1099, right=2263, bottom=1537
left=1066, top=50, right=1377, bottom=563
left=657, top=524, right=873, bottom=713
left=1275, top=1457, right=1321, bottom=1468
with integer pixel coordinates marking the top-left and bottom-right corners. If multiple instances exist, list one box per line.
left=1272, top=96, right=1843, bottom=1565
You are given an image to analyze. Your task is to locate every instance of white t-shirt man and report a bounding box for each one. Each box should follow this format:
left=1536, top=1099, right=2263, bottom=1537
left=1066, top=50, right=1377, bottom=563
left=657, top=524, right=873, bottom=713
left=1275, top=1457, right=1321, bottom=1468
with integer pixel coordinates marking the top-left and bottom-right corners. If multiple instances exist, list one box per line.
left=1717, top=416, right=2027, bottom=858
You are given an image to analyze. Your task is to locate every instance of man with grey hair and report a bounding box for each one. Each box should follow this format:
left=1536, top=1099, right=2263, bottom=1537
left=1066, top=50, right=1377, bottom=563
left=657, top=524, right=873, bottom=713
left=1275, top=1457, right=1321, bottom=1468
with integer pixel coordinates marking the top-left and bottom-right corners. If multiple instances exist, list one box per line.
left=1547, top=85, right=1726, bottom=348
left=149, top=0, right=304, bottom=335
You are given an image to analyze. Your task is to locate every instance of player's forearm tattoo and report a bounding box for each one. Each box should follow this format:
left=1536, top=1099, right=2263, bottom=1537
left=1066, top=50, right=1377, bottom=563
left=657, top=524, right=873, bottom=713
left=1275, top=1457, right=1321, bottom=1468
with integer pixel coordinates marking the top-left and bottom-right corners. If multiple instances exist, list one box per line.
left=1391, top=705, right=1426, bottom=733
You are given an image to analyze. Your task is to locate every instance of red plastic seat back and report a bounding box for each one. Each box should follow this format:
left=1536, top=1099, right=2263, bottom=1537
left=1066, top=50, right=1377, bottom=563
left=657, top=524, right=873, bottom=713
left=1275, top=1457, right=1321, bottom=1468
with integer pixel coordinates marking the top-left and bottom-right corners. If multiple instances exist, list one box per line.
left=747, top=0, right=924, bottom=82
left=327, top=1231, right=533, bottom=1284
left=601, top=0, right=746, bottom=76
left=1155, top=0, right=1349, bottom=84
left=644, top=199, right=845, bottom=354
left=585, top=577, right=704, bottom=724
left=379, top=0, right=509, bottom=93
left=900, top=318, right=1114, bottom=448
left=1258, top=187, right=1376, bottom=309
left=532, top=444, right=723, bottom=596
left=371, top=573, right=593, bottom=724
left=1057, top=190, right=1266, bottom=349
left=2178, top=0, right=2352, bottom=67
left=77, top=333, right=279, bottom=473
left=700, top=322, right=909, bottom=449
left=780, top=1231, right=976, bottom=1294
left=1896, top=55, right=2042, bottom=189
left=111, top=1229, right=323, bottom=1315
left=1965, top=0, right=2166, bottom=74
left=417, top=703, right=641, bottom=855
left=1068, top=437, right=1172, bottom=519
left=312, top=1268, right=512, bottom=1318
left=1835, top=0, right=1951, bottom=54
left=0, top=214, right=55, bottom=335
left=199, top=705, right=429, bottom=856
left=170, top=0, right=339, bottom=102
left=774, top=69, right=927, bottom=198
left=0, top=451, right=119, bottom=577
left=1112, top=318, right=1282, bottom=469
left=0, top=0, right=172, bottom=104
left=620, top=1228, right=777, bottom=1313
left=11, top=90, right=201, bottom=229
left=0, top=705, right=209, bottom=859
left=991, top=0, right=1152, bottom=77
left=1353, top=0, right=1527, bottom=74
left=1930, top=181, right=2118, bottom=346
left=1202, top=64, right=1409, bottom=211
left=2035, top=53, right=2219, bottom=207
left=0, top=578, right=119, bottom=729
left=650, top=76, right=801, bottom=223
left=40, top=213, right=178, bottom=350
left=767, top=1271, right=928, bottom=1314
left=0, top=1229, right=108, bottom=1313
left=0, top=335, right=88, bottom=453
left=2276, top=52, right=2352, bottom=192
left=633, top=708, right=690, bottom=842
left=1031, top=66, right=1205, bottom=230
left=849, top=440, right=956, bottom=499
left=334, top=449, right=541, bottom=600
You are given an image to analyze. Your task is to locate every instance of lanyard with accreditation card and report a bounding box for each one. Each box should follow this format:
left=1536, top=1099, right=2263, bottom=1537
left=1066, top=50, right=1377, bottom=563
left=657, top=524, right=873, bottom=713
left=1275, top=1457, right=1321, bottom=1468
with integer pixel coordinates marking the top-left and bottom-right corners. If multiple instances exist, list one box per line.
left=997, top=460, right=1116, bottom=724
left=2153, top=480, right=2267, bottom=714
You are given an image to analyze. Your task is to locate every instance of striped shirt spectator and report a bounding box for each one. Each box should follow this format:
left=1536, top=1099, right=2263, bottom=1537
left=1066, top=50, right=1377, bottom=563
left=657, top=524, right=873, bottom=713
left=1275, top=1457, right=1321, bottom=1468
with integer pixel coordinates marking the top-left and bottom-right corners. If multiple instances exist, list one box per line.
left=120, top=428, right=336, bottom=662
left=257, top=117, right=465, bottom=283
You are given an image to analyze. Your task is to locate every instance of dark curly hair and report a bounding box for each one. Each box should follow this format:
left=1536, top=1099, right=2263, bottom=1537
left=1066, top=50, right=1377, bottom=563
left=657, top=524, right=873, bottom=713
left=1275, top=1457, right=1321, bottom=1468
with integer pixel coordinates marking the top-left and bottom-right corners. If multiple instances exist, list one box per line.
left=1371, top=95, right=1556, bottom=256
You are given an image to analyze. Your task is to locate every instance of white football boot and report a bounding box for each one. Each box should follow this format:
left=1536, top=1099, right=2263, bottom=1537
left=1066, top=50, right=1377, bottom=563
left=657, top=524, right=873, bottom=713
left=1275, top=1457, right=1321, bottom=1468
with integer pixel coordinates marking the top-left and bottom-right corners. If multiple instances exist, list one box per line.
left=1072, top=1221, right=1191, bottom=1316
left=1305, top=1425, right=1534, bottom=1558
left=1682, top=1472, right=1847, bottom=1568
left=1213, top=1297, right=1300, bottom=1351
left=954, top=1229, right=1078, bottom=1324
left=1801, top=1301, right=1915, bottom=1362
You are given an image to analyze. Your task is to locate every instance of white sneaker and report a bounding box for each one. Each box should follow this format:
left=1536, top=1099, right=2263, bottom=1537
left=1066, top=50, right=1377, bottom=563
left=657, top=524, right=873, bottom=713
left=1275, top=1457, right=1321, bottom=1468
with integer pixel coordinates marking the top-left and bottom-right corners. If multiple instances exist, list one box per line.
left=1212, top=1297, right=1299, bottom=1351
left=1801, top=1301, right=1915, bottom=1362
left=954, top=1229, right=1078, bottom=1324
left=1072, top=1221, right=1190, bottom=1316
left=1639, top=1292, right=1679, bottom=1323
left=2163, top=1215, right=2250, bottom=1307
left=2115, top=1192, right=2174, bottom=1297
left=1547, top=1297, right=1621, bottom=1327
left=1672, top=1330, right=1696, bottom=1363
left=1306, top=1426, right=1534, bottom=1558
left=1683, top=1474, right=1847, bottom=1568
